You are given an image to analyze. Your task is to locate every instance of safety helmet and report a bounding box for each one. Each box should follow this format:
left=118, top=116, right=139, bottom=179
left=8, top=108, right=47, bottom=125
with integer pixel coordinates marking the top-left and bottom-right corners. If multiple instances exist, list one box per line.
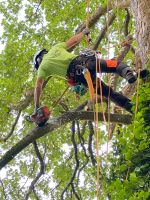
left=33, top=49, right=48, bottom=70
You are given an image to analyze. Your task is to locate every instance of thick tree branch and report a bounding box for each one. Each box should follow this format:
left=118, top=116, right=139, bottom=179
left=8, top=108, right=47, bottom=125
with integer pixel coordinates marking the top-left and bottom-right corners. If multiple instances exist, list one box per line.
left=124, top=9, right=130, bottom=37
left=0, top=111, right=132, bottom=170
left=124, top=9, right=135, bottom=54
left=110, top=35, right=133, bottom=90
left=76, top=0, right=130, bottom=33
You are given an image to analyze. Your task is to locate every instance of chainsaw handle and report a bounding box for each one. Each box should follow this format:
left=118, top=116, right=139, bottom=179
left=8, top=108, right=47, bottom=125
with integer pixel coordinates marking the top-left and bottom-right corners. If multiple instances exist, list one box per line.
left=25, top=115, right=33, bottom=122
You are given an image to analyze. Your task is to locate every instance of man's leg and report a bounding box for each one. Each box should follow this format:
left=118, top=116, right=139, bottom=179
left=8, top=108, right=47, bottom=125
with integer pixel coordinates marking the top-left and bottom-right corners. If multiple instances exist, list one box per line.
left=86, top=58, right=137, bottom=83
left=97, top=80, right=133, bottom=113
left=99, top=59, right=138, bottom=83
left=116, top=63, right=149, bottom=83
left=99, top=59, right=149, bottom=84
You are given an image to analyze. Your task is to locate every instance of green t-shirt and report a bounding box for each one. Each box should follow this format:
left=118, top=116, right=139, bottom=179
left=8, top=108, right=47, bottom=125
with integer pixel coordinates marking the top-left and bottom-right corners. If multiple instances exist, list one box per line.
left=38, top=42, right=77, bottom=79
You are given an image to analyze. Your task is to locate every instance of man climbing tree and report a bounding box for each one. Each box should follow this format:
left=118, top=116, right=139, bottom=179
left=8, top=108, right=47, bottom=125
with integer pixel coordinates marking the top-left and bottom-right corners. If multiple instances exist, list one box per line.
left=31, top=28, right=148, bottom=126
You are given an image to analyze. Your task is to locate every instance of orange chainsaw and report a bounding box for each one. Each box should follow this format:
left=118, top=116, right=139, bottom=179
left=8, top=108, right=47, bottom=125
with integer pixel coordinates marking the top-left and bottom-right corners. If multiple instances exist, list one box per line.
left=25, top=106, right=50, bottom=127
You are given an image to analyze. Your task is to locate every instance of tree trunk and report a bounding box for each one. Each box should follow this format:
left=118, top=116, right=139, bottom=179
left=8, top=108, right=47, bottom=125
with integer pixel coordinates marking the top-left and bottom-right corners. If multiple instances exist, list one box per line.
left=131, top=0, right=150, bottom=67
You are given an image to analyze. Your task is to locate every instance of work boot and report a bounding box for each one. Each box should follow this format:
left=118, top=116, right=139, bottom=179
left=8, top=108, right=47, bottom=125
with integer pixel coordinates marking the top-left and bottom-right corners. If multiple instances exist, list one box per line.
left=117, top=63, right=149, bottom=84
left=139, top=69, right=149, bottom=79
left=116, top=63, right=137, bottom=84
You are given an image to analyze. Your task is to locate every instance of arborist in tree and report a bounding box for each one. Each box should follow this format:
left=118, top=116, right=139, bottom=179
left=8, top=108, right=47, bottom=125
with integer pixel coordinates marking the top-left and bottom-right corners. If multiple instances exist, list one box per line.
left=31, top=28, right=149, bottom=126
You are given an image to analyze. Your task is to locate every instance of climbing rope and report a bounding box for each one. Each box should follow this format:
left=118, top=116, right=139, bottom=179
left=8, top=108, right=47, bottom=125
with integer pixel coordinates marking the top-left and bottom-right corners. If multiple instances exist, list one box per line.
left=85, top=1, right=101, bottom=198
left=105, top=0, right=111, bottom=169
left=95, top=53, right=101, bottom=199
left=86, top=0, right=92, bottom=46
left=86, top=0, right=90, bottom=29
left=135, top=69, right=140, bottom=114
left=52, top=85, right=69, bottom=108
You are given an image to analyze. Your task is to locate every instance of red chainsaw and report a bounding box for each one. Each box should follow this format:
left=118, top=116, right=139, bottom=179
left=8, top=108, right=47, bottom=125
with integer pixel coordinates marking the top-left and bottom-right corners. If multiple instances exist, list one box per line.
left=25, top=106, right=50, bottom=127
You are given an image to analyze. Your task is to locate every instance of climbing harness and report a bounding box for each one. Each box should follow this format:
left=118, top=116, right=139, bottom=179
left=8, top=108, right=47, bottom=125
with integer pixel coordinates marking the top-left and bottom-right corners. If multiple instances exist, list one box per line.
left=52, top=85, right=69, bottom=108
left=66, top=52, right=102, bottom=100
left=66, top=54, right=95, bottom=86
left=79, top=48, right=96, bottom=57
left=85, top=0, right=101, bottom=198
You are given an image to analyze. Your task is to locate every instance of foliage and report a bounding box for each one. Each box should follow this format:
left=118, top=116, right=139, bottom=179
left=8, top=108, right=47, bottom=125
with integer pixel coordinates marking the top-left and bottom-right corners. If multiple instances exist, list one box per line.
left=0, top=0, right=149, bottom=199
left=104, top=82, right=150, bottom=200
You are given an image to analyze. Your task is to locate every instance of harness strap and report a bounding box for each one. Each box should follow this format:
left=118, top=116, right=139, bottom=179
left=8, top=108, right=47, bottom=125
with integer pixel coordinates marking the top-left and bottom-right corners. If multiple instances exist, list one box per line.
left=82, top=68, right=95, bottom=101
left=66, top=54, right=95, bottom=100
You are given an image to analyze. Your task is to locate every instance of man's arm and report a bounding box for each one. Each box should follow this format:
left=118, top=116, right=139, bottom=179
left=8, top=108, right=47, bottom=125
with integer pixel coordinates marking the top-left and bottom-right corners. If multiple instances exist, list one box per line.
left=34, top=77, right=44, bottom=109
left=66, top=28, right=90, bottom=49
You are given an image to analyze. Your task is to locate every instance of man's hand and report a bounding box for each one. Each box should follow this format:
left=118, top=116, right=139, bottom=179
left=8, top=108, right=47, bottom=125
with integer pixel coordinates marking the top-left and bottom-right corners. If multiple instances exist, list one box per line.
left=66, top=28, right=90, bottom=49
left=84, top=99, right=94, bottom=111
left=82, top=28, right=90, bottom=35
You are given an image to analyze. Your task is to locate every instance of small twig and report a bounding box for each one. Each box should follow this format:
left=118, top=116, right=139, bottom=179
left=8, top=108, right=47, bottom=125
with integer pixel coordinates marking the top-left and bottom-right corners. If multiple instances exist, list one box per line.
left=28, top=0, right=45, bottom=21
left=76, top=121, right=89, bottom=185
left=124, top=9, right=130, bottom=37
left=76, top=121, right=87, bottom=156
left=25, top=141, right=45, bottom=200
left=123, top=9, right=135, bottom=54
left=81, top=121, right=87, bottom=136
left=71, top=183, right=81, bottom=200
left=18, top=161, right=36, bottom=196
left=33, top=188, right=40, bottom=200
left=50, top=180, right=62, bottom=197
left=0, top=111, right=21, bottom=142
left=88, top=121, right=96, bottom=166
left=0, top=178, right=7, bottom=200
left=61, top=121, right=80, bottom=200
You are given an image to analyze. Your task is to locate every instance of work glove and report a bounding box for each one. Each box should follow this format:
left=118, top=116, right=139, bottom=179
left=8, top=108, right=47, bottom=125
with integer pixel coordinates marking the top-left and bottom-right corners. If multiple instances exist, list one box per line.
left=34, top=105, right=39, bottom=113
left=84, top=99, right=94, bottom=111
left=82, top=28, right=90, bottom=35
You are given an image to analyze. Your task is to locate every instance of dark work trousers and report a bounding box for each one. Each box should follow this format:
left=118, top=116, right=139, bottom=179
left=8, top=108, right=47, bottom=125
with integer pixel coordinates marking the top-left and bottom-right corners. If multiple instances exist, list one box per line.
left=67, top=56, right=132, bottom=112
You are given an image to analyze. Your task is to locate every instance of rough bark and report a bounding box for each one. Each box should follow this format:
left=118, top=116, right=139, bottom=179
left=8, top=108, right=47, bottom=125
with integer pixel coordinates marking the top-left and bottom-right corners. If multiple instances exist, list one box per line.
left=131, top=0, right=150, bottom=67
left=0, top=111, right=132, bottom=170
